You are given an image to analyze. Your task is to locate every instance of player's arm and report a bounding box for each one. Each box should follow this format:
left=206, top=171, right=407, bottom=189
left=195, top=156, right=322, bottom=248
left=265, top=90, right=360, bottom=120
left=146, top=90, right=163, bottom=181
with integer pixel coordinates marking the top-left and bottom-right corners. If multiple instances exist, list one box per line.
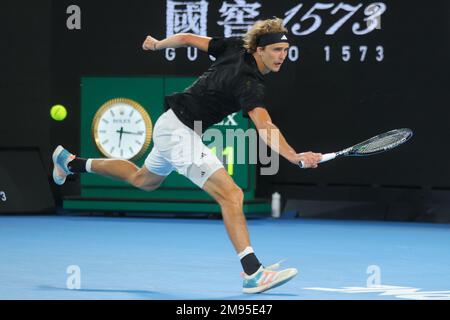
left=248, top=107, right=322, bottom=168
left=142, top=33, right=211, bottom=52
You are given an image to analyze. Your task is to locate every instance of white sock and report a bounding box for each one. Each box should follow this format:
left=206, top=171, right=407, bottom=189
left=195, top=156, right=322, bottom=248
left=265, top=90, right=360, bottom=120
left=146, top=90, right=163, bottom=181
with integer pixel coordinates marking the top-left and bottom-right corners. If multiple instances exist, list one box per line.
left=86, top=159, right=93, bottom=173
left=238, top=246, right=254, bottom=260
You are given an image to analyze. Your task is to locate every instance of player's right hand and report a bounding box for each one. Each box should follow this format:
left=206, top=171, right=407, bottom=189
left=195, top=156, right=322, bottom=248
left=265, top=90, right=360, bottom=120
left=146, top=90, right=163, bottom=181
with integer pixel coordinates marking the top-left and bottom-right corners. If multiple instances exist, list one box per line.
left=142, top=35, right=159, bottom=51
left=291, top=151, right=322, bottom=168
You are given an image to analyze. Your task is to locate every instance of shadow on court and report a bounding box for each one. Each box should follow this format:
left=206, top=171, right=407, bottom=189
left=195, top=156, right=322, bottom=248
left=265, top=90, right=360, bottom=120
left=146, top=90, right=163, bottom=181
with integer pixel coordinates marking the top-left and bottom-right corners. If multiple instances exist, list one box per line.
left=35, top=285, right=300, bottom=300
left=36, top=285, right=177, bottom=299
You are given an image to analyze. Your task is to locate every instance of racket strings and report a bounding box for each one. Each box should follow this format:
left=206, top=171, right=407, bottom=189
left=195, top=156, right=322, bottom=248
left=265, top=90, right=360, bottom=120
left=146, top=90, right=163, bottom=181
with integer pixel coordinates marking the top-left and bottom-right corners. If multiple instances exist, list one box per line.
left=356, top=133, right=409, bottom=154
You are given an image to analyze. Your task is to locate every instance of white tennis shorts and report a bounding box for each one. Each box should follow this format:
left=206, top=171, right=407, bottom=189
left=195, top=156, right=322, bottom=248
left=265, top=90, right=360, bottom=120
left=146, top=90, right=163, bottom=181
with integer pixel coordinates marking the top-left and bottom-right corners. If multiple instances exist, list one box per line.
left=145, top=109, right=224, bottom=188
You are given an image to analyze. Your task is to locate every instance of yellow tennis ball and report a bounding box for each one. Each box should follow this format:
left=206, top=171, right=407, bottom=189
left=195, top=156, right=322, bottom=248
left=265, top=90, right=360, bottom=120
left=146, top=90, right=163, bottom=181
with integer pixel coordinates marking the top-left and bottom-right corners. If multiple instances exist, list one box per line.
left=50, top=105, right=67, bottom=121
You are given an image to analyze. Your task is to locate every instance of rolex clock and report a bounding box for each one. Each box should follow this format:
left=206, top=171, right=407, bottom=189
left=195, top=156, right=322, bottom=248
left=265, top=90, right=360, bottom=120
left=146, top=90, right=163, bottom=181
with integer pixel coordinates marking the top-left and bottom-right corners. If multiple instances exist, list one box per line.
left=92, top=98, right=152, bottom=161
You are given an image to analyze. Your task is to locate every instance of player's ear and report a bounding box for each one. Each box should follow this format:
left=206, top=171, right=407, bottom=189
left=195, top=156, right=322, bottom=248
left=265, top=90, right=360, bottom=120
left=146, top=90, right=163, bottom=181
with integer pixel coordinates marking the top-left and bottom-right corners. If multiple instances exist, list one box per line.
left=256, top=46, right=265, bottom=56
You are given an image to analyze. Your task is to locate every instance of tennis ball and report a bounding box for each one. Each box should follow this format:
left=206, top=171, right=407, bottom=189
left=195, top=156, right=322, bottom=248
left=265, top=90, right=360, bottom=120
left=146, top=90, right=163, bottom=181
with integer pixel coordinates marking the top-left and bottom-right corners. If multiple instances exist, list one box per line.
left=50, top=105, right=67, bottom=121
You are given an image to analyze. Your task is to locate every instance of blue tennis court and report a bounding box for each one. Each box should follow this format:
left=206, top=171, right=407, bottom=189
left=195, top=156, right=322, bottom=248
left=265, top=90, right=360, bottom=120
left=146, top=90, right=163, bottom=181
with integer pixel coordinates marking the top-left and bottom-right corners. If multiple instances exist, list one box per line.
left=1, top=215, right=449, bottom=300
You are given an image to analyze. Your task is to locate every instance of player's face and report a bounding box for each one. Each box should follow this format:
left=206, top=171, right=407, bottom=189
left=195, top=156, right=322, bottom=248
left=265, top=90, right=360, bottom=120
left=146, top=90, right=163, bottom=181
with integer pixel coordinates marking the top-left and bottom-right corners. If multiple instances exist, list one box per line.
left=259, top=43, right=289, bottom=73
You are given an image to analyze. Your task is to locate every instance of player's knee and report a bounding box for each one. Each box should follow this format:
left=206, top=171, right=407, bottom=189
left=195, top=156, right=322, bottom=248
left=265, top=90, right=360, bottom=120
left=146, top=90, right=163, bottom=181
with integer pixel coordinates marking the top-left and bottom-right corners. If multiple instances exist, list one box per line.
left=220, top=185, right=244, bottom=208
left=138, top=182, right=161, bottom=192
left=130, top=172, right=160, bottom=191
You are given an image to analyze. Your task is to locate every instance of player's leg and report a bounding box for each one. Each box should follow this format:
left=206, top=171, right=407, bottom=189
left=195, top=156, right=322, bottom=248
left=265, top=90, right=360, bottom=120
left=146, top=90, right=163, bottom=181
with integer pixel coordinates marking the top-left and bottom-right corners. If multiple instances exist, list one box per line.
left=52, top=110, right=175, bottom=189
left=178, top=137, right=298, bottom=294
left=202, top=168, right=250, bottom=254
left=202, top=167, right=298, bottom=294
left=152, top=114, right=264, bottom=277
left=90, top=159, right=166, bottom=191
left=52, top=145, right=167, bottom=191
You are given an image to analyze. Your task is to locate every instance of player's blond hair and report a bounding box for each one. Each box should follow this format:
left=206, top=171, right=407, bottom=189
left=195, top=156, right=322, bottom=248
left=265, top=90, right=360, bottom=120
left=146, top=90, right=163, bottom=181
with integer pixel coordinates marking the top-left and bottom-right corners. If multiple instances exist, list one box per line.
left=243, top=18, right=288, bottom=54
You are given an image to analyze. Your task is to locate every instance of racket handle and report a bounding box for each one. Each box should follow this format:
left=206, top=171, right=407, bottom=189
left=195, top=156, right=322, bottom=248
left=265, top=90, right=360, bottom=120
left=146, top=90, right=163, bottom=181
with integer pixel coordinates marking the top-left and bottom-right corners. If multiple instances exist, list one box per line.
left=319, top=153, right=337, bottom=163
left=298, top=153, right=337, bottom=168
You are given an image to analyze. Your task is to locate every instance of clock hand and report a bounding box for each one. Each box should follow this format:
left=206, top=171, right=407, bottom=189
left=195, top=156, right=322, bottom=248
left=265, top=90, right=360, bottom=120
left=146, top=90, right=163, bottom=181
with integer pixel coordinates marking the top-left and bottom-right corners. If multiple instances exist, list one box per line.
left=118, top=127, right=124, bottom=148
left=115, top=129, right=143, bottom=135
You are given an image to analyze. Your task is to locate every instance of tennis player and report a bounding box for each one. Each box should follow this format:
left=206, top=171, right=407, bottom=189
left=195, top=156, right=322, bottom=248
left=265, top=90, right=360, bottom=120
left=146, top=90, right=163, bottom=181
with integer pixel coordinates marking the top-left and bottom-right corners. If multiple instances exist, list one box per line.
left=52, top=18, right=322, bottom=294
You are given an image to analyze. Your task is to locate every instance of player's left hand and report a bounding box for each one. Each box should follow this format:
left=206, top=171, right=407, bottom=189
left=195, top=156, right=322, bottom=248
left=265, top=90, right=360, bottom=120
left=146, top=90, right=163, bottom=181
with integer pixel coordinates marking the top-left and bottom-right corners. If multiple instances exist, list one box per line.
left=142, top=35, right=159, bottom=51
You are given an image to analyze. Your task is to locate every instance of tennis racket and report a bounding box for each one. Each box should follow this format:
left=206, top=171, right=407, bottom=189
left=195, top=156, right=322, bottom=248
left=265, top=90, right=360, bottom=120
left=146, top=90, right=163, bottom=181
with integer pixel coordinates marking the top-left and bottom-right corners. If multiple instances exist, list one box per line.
left=299, top=128, right=413, bottom=168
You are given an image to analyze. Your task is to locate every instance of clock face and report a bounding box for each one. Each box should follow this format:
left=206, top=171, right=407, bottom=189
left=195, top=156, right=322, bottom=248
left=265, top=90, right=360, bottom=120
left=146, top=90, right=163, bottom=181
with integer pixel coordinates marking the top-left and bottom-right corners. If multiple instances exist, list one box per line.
left=92, top=98, right=152, bottom=161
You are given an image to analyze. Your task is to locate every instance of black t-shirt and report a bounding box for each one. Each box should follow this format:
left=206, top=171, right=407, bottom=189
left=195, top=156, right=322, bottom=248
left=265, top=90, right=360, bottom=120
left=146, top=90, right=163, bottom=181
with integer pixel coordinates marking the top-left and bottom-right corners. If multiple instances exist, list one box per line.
left=164, top=37, right=267, bottom=133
